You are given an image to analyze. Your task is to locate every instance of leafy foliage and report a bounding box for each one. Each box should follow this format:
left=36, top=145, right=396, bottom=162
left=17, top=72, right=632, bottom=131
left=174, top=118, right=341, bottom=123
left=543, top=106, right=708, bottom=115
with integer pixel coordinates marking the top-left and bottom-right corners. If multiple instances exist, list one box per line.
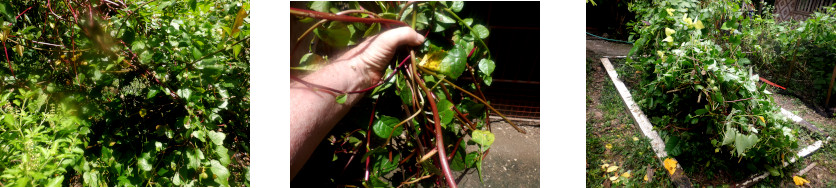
left=739, top=5, right=836, bottom=112
left=291, top=1, right=509, bottom=187
left=0, top=0, right=249, bottom=186
left=626, top=0, right=798, bottom=175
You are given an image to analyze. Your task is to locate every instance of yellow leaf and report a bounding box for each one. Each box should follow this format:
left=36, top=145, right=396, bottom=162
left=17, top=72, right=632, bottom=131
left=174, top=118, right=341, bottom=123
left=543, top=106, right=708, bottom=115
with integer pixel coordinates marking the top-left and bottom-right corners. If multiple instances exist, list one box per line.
left=682, top=15, right=693, bottom=26
left=694, top=20, right=705, bottom=30
left=758, top=116, right=765, bottom=124
left=605, top=143, right=613, bottom=150
left=662, top=36, right=674, bottom=43
left=139, top=109, right=147, bottom=118
left=622, top=170, right=632, bottom=178
left=610, top=175, right=619, bottom=182
left=231, top=4, right=249, bottom=37
left=15, top=44, right=23, bottom=57
left=607, top=165, right=619, bottom=172
left=109, top=141, right=116, bottom=146
left=666, top=8, right=675, bottom=16
left=665, top=28, right=676, bottom=36
left=633, top=137, right=639, bottom=141
left=644, top=173, right=650, bottom=182
left=601, top=163, right=610, bottom=169
left=663, top=158, right=678, bottom=175
left=715, top=148, right=720, bottom=153
left=793, top=176, right=810, bottom=186
left=418, top=50, right=445, bottom=72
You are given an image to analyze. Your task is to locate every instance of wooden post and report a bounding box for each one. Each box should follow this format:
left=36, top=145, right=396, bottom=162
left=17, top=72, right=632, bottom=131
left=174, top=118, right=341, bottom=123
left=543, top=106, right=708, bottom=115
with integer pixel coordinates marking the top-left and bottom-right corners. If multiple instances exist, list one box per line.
left=600, top=58, right=693, bottom=187
left=824, top=65, right=836, bottom=108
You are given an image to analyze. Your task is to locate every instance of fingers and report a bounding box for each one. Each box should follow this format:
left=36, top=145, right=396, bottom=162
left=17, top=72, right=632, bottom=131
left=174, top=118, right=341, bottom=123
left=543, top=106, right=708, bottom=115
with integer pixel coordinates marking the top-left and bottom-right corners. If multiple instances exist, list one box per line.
left=350, top=26, right=424, bottom=71
left=378, top=26, right=426, bottom=47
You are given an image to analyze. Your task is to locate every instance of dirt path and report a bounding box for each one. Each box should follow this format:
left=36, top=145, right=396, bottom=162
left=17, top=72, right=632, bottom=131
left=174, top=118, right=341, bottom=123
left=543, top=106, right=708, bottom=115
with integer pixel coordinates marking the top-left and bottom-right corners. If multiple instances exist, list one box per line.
left=586, top=39, right=633, bottom=57
left=454, top=123, right=540, bottom=187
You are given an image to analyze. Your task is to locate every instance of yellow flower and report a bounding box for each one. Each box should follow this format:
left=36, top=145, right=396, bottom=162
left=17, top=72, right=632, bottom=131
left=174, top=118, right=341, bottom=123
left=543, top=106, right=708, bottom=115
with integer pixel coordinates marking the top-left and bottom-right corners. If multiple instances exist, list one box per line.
left=633, top=136, right=639, bottom=141
left=606, top=143, right=613, bottom=150
left=662, top=36, right=674, bottom=43
left=793, top=176, right=810, bottom=186
left=607, top=165, right=619, bottom=173
left=682, top=15, right=693, bottom=26
left=694, top=20, right=705, bottom=30
left=644, top=173, right=650, bottom=182
left=758, top=116, right=766, bottom=124
left=663, top=158, right=678, bottom=175
left=666, top=8, right=675, bottom=16
left=621, top=170, right=632, bottom=178
left=665, top=28, right=676, bottom=36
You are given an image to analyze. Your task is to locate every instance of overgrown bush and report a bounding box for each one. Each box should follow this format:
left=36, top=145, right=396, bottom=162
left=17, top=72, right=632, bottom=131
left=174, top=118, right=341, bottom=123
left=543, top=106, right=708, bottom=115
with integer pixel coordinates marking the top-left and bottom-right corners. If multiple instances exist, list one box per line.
left=626, top=0, right=798, bottom=175
left=0, top=0, right=249, bottom=186
left=740, top=5, right=836, bottom=113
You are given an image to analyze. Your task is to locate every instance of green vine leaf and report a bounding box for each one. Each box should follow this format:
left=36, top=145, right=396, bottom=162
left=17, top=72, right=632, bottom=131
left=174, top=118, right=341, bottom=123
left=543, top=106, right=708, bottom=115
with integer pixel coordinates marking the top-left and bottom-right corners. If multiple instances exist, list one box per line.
left=335, top=93, right=347, bottom=104
left=210, top=160, right=230, bottom=186
left=208, top=131, right=226, bottom=146
left=372, top=115, right=403, bottom=139
left=471, top=24, right=490, bottom=39
left=471, top=130, right=495, bottom=147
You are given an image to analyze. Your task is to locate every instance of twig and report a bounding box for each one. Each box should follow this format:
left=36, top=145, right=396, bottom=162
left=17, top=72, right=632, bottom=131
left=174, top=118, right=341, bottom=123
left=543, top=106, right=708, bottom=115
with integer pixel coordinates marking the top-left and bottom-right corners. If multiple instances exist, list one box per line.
left=290, top=7, right=407, bottom=26
left=419, top=66, right=527, bottom=134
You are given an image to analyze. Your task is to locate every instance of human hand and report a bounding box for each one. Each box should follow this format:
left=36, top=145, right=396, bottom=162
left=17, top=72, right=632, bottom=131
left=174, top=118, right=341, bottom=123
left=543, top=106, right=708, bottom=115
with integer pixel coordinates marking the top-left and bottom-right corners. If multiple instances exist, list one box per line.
left=335, top=27, right=425, bottom=85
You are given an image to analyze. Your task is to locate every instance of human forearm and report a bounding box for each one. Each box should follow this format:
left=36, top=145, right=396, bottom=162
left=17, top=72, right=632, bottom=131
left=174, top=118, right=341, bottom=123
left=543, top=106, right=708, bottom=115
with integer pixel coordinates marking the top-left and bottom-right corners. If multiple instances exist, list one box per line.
left=289, top=58, right=369, bottom=178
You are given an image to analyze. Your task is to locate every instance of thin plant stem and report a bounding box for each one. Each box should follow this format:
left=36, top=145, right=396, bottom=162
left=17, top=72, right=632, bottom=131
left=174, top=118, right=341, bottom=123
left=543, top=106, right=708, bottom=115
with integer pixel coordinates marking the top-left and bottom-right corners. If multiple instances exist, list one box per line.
left=412, top=50, right=457, bottom=188
left=419, top=66, right=526, bottom=134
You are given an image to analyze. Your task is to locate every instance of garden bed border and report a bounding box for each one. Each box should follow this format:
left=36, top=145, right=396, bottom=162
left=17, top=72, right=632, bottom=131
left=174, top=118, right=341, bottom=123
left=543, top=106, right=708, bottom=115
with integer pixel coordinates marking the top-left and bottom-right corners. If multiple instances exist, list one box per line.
left=600, top=58, right=831, bottom=187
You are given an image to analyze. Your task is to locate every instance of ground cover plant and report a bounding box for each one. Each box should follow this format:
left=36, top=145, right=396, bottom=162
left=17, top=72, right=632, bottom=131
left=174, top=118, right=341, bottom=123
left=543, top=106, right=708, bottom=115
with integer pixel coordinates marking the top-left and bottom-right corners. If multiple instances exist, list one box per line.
left=290, top=1, right=519, bottom=187
left=0, top=0, right=249, bottom=186
left=624, top=0, right=807, bottom=183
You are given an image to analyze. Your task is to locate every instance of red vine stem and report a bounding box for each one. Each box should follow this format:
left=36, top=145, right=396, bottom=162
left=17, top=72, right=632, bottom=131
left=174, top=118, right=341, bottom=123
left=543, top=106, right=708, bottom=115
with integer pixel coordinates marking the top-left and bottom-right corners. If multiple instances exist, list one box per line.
left=290, top=7, right=408, bottom=26
left=291, top=54, right=412, bottom=95
left=412, top=50, right=457, bottom=188
left=364, top=98, right=380, bottom=181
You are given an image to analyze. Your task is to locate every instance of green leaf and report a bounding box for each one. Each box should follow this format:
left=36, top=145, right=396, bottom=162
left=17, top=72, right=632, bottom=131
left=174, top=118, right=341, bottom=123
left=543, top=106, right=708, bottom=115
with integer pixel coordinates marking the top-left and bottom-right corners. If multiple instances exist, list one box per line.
left=440, top=45, right=468, bottom=79
left=309, top=1, right=330, bottom=13
left=434, top=11, right=455, bottom=24
left=373, top=115, right=404, bottom=139
left=734, top=134, right=759, bottom=156
left=208, top=131, right=226, bottom=145
left=15, top=176, right=30, bottom=187
left=665, top=135, right=683, bottom=156
left=314, top=22, right=351, bottom=47
left=146, top=89, right=159, bottom=99
left=46, top=176, right=64, bottom=187
left=216, top=145, right=231, bottom=166
left=364, top=23, right=381, bottom=38
left=374, top=154, right=400, bottom=175
left=695, top=109, right=708, bottom=115
left=335, top=93, right=347, bottom=104
left=210, top=160, right=230, bottom=186
left=450, top=1, right=464, bottom=12
left=721, top=20, right=738, bottom=30
left=138, top=155, right=153, bottom=172
left=437, top=99, right=455, bottom=127
left=471, top=130, right=495, bottom=147
left=471, top=24, right=490, bottom=39
left=192, top=47, right=203, bottom=60
left=462, top=18, right=474, bottom=27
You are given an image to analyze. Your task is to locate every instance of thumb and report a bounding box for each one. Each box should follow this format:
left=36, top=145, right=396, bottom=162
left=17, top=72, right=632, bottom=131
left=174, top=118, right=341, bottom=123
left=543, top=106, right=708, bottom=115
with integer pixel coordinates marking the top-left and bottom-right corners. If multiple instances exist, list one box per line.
left=352, top=27, right=425, bottom=72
